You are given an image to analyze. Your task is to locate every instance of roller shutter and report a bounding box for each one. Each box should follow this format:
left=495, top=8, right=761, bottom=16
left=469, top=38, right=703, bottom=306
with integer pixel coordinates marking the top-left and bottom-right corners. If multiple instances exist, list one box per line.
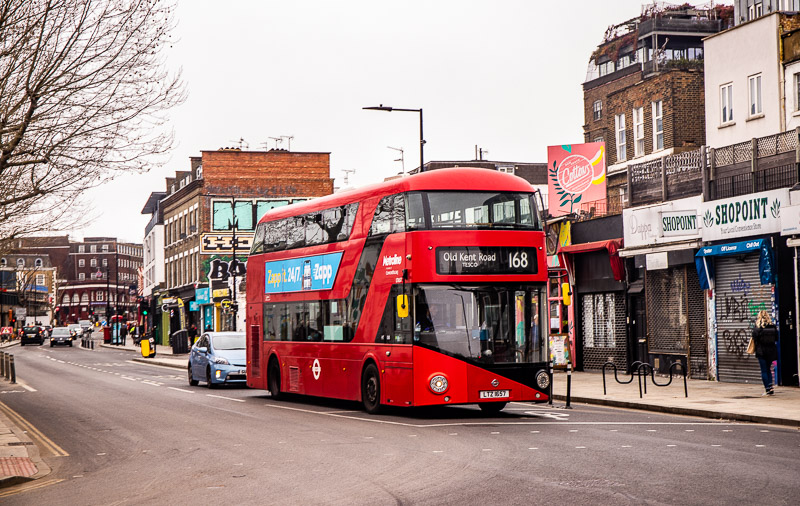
left=714, top=255, right=773, bottom=383
left=580, top=292, right=627, bottom=371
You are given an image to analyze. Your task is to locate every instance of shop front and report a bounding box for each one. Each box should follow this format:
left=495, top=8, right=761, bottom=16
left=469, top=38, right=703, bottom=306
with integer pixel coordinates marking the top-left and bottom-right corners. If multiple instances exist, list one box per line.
left=697, top=188, right=796, bottom=385
left=619, top=196, right=707, bottom=378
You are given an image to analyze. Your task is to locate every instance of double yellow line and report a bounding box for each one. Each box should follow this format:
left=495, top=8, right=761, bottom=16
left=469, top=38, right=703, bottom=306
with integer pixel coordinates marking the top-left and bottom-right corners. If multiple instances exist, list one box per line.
left=0, top=400, right=69, bottom=457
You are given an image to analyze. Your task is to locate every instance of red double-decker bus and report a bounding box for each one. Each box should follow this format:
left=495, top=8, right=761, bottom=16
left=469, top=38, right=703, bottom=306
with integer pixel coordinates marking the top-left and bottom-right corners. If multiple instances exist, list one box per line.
left=245, top=168, right=551, bottom=413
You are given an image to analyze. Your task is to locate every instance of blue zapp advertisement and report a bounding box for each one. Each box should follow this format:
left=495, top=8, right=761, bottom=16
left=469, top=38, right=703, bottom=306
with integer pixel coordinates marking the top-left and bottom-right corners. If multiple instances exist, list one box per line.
left=264, top=252, right=343, bottom=293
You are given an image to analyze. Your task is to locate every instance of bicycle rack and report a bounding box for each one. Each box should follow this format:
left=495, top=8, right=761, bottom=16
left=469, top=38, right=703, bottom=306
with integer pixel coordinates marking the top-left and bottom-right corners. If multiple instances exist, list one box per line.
left=603, top=361, right=687, bottom=398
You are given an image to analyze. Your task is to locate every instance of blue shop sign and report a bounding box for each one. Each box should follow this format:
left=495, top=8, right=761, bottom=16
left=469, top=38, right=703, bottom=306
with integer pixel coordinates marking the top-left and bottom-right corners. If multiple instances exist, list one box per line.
left=189, top=301, right=199, bottom=312
left=695, top=238, right=775, bottom=290
left=195, top=287, right=210, bottom=304
left=264, top=252, right=343, bottom=294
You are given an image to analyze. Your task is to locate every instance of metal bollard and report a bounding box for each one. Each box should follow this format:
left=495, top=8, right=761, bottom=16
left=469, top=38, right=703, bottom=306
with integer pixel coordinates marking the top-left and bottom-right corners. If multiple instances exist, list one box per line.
left=565, top=360, right=572, bottom=409
left=548, top=359, right=554, bottom=406
left=10, top=355, right=15, bottom=384
left=1, top=351, right=6, bottom=379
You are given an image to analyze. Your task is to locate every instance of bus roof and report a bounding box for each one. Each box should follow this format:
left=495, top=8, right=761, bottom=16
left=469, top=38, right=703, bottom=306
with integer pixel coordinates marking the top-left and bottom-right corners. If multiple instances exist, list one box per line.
left=258, top=167, right=535, bottom=224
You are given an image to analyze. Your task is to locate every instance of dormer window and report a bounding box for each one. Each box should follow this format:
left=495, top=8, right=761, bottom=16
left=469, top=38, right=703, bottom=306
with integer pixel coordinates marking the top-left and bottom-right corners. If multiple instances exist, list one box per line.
left=17, top=258, right=25, bottom=268
left=34, top=258, right=43, bottom=268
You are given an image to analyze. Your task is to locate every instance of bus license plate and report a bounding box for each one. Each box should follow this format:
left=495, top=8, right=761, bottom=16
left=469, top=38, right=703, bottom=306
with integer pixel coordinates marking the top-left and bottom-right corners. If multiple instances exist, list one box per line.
left=479, top=390, right=509, bottom=399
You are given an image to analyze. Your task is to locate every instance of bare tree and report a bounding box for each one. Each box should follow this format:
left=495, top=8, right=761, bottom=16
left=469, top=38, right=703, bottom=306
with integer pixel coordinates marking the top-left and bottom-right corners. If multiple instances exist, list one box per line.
left=0, top=0, right=185, bottom=248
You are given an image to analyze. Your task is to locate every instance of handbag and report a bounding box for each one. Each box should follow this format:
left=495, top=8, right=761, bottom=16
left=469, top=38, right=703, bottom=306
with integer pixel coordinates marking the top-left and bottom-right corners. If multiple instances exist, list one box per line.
left=746, top=336, right=756, bottom=355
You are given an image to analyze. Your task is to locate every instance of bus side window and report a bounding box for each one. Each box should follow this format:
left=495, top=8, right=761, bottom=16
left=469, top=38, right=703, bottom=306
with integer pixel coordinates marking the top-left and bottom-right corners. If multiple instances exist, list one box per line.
left=264, top=219, right=287, bottom=253
left=251, top=223, right=266, bottom=255
left=405, top=193, right=425, bottom=230
left=286, top=216, right=306, bottom=249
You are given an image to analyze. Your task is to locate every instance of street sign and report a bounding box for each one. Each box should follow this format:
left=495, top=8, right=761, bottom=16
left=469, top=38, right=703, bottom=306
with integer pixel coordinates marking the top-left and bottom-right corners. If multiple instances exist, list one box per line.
left=15, top=308, right=26, bottom=317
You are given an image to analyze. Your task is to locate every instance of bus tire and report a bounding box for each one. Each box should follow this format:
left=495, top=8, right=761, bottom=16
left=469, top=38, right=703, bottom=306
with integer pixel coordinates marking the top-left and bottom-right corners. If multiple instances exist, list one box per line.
left=361, top=363, right=381, bottom=414
left=478, top=402, right=507, bottom=414
left=268, top=358, right=282, bottom=400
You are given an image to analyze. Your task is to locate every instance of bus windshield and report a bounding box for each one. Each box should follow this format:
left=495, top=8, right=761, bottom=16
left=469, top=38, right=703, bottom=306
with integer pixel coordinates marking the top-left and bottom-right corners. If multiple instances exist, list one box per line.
left=407, top=191, right=541, bottom=231
left=413, top=284, right=545, bottom=364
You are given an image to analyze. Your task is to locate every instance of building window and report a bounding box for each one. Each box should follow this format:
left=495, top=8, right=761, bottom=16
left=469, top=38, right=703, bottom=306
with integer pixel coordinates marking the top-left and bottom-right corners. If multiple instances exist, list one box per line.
left=97, top=291, right=104, bottom=302
left=81, top=293, right=89, bottom=304
left=35, top=274, right=45, bottom=286
left=17, top=258, right=24, bottom=268
left=78, top=245, right=85, bottom=253
left=756, top=2, right=763, bottom=17
left=720, top=83, right=734, bottom=124
left=592, top=100, right=602, bottom=121
left=593, top=136, right=603, bottom=144
left=652, top=100, right=663, bottom=151
left=748, top=74, right=762, bottom=117
left=795, top=73, right=800, bottom=112
left=78, top=259, right=85, bottom=267
left=78, top=273, right=85, bottom=280
left=103, top=258, right=108, bottom=267
left=34, top=258, right=43, bottom=267
left=0, top=258, right=5, bottom=266
left=633, top=107, right=644, bottom=157
left=615, top=114, right=627, bottom=162
left=90, top=258, right=97, bottom=267
left=90, top=245, right=96, bottom=253
left=102, top=244, right=109, bottom=252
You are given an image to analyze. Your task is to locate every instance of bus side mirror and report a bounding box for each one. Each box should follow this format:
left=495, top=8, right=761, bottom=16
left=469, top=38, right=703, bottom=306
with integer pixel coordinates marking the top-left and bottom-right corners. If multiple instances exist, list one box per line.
left=396, top=295, right=409, bottom=318
left=562, top=283, right=572, bottom=306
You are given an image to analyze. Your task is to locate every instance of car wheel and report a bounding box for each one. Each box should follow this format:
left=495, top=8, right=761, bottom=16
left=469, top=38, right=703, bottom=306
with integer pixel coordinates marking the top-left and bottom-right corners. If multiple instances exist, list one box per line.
left=20, top=342, right=24, bottom=346
left=188, top=365, right=199, bottom=386
left=478, top=402, right=507, bottom=414
left=206, top=366, right=216, bottom=389
left=268, top=358, right=282, bottom=400
left=361, top=363, right=381, bottom=414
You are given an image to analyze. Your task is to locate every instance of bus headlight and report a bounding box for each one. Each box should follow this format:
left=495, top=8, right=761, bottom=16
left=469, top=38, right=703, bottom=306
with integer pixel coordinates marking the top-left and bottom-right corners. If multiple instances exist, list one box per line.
left=429, top=374, right=448, bottom=394
left=535, top=370, right=550, bottom=390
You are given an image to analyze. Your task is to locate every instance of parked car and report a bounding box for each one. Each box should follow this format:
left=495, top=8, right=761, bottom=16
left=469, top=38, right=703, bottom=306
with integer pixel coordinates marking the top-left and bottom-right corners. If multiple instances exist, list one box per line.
left=20, top=326, right=45, bottom=346
left=78, top=319, right=93, bottom=336
left=188, top=332, right=247, bottom=388
left=49, top=327, right=74, bottom=347
left=43, top=325, right=53, bottom=337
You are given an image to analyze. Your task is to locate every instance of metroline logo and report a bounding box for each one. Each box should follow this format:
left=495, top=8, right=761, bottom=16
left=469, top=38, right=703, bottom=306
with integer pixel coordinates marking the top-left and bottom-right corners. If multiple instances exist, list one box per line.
left=382, top=254, right=402, bottom=267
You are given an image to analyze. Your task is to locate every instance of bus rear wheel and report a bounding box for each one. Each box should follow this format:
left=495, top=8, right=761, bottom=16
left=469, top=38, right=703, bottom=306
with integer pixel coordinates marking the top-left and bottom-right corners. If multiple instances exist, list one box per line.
left=361, top=363, right=381, bottom=414
left=268, top=358, right=282, bottom=400
left=478, top=402, right=507, bottom=414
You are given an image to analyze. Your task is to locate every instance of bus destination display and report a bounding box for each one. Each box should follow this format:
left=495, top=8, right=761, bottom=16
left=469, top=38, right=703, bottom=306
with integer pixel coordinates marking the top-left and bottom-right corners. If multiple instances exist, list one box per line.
left=436, top=247, right=538, bottom=275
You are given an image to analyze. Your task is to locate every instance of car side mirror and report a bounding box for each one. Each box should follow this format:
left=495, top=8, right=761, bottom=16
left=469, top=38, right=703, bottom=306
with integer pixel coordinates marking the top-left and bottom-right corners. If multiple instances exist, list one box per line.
left=197, top=346, right=207, bottom=353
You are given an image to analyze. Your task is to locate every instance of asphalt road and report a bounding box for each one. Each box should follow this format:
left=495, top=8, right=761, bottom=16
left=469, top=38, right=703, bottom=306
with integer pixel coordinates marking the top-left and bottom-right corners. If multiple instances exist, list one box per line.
left=1, top=343, right=798, bottom=505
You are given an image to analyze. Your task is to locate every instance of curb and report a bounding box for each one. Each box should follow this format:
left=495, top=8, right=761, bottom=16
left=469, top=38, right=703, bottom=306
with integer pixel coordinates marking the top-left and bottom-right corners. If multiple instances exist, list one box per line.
left=131, top=358, right=185, bottom=370
left=553, top=395, right=800, bottom=428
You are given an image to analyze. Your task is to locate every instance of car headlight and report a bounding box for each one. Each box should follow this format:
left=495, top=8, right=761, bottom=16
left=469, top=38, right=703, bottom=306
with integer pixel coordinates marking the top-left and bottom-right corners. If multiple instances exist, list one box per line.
left=429, top=374, right=449, bottom=394
left=213, top=357, right=229, bottom=365
left=536, top=370, right=550, bottom=390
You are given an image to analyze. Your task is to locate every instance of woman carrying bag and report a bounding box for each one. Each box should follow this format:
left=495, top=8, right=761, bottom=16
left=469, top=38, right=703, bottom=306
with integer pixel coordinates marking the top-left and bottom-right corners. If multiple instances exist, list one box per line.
left=751, top=310, right=778, bottom=396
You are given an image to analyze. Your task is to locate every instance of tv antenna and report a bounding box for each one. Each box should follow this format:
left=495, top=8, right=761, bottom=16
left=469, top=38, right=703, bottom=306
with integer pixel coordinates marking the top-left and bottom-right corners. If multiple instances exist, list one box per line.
left=267, top=137, right=283, bottom=149
left=387, top=146, right=405, bottom=174
left=229, top=137, right=248, bottom=150
left=342, top=169, right=356, bottom=186
left=280, top=135, right=294, bottom=151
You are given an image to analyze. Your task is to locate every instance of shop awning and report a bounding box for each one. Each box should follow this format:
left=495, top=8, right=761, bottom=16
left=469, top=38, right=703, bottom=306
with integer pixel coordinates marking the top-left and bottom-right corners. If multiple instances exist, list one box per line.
left=557, top=238, right=625, bottom=282
left=618, top=239, right=703, bottom=258
left=694, top=238, right=776, bottom=290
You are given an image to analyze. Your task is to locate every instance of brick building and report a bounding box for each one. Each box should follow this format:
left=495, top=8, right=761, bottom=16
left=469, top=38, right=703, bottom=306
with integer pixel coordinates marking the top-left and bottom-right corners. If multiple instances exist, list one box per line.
left=583, top=3, right=728, bottom=211
left=58, top=238, right=143, bottom=324
left=153, top=148, right=333, bottom=343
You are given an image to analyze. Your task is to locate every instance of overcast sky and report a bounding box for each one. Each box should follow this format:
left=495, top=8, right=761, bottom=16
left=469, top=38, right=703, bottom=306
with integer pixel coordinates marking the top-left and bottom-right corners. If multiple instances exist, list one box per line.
left=79, top=0, right=650, bottom=243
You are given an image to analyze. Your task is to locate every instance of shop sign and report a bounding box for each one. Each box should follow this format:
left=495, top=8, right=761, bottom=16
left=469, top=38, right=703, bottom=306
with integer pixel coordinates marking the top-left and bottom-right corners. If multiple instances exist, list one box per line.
left=264, top=252, right=343, bottom=294
left=195, top=287, right=210, bottom=304
left=200, top=233, right=253, bottom=254
left=700, top=189, right=790, bottom=241
left=646, top=252, right=668, bottom=270
left=212, top=288, right=230, bottom=298
left=780, top=204, right=800, bottom=236
left=623, top=196, right=701, bottom=248
left=189, top=301, right=199, bottom=311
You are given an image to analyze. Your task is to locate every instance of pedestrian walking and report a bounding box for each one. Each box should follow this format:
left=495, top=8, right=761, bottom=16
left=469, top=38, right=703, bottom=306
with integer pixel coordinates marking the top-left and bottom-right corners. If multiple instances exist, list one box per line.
left=752, top=310, right=778, bottom=396
left=188, top=324, right=198, bottom=348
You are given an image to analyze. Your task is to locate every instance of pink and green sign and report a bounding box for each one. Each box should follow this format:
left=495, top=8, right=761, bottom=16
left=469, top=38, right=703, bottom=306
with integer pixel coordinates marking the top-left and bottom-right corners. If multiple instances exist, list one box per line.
left=547, top=143, right=606, bottom=217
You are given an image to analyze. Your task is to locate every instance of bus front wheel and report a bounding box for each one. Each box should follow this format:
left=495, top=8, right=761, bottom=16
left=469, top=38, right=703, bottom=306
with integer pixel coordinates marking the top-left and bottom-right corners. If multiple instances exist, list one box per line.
left=268, top=358, right=282, bottom=400
left=361, top=363, right=381, bottom=414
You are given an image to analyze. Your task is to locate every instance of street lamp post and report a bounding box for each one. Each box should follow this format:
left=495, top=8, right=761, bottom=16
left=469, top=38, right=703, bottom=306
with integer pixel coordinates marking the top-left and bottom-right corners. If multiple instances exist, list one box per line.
left=363, top=105, right=425, bottom=172
left=228, top=202, right=239, bottom=332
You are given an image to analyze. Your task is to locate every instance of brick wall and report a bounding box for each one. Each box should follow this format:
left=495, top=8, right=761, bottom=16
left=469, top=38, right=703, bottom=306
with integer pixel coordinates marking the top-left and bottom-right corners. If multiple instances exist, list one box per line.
left=584, top=69, right=706, bottom=166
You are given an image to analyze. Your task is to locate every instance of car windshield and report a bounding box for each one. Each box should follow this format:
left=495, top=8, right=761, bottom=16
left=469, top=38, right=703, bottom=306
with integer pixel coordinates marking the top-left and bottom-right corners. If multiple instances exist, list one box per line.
left=79, top=320, right=91, bottom=326
left=23, top=327, right=39, bottom=332
left=52, top=328, right=71, bottom=336
left=211, top=334, right=246, bottom=350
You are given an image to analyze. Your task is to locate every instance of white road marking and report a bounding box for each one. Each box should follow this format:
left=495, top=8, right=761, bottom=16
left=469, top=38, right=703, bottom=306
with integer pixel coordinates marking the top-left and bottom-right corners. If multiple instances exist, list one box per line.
left=575, top=446, right=586, bottom=449
left=15, top=379, right=37, bottom=392
left=712, top=445, right=721, bottom=447
left=528, top=447, right=538, bottom=450
left=621, top=445, right=632, bottom=448
left=168, top=387, right=194, bottom=394
left=206, top=394, right=245, bottom=403
left=141, top=381, right=161, bottom=387
left=490, top=431, right=500, bottom=435
left=121, top=376, right=137, bottom=381
left=433, top=450, right=443, bottom=453
left=667, top=444, right=676, bottom=447
left=755, top=445, right=766, bottom=447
